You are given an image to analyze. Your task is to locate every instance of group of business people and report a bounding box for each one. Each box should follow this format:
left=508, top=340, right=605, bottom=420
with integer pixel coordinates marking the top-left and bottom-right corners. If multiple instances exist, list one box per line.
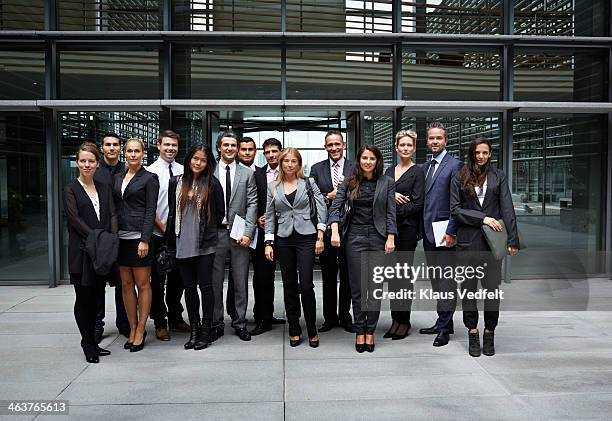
left=64, top=122, right=519, bottom=363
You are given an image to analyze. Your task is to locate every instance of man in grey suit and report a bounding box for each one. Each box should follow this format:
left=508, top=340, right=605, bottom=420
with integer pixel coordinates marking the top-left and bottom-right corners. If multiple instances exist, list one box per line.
left=212, top=131, right=258, bottom=341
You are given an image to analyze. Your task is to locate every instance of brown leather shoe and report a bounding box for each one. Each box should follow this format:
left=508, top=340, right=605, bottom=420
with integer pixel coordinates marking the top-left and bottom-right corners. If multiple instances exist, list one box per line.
left=155, top=327, right=171, bottom=341
left=170, top=321, right=191, bottom=333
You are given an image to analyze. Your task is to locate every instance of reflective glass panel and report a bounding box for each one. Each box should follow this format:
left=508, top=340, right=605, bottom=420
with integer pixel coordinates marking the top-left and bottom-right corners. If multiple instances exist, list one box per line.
left=59, top=0, right=161, bottom=30
left=173, top=0, right=281, bottom=31
left=0, top=112, right=48, bottom=281
left=401, top=0, right=502, bottom=34
left=0, top=0, right=44, bottom=30
left=59, top=49, right=161, bottom=99
left=287, top=49, right=393, bottom=99
left=0, top=49, right=45, bottom=99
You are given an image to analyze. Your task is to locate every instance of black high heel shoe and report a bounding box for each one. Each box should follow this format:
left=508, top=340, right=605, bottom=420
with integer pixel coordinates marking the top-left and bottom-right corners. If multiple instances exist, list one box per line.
left=123, top=340, right=133, bottom=350
left=392, top=323, right=411, bottom=340
left=289, top=336, right=302, bottom=347
left=383, top=321, right=399, bottom=339
left=355, top=334, right=366, bottom=353
left=365, top=334, right=375, bottom=353
left=308, top=335, right=319, bottom=348
left=130, top=330, right=147, bottom=353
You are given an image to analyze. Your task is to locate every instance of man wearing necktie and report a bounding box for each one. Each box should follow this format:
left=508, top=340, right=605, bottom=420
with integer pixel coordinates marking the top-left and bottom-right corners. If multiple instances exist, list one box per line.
left=146, top=130, right=189, bottom=341
left=211, top=131, right=258, bottom=342
left=309, top=130, right=355, bottom=333
left=419, top=122, right=463, bottom=347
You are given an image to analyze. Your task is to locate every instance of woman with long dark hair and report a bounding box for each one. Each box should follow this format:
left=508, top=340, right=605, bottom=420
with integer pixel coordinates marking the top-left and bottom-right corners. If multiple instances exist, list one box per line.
left=264, top=147, right=327, bottom=348
left=113, top=138, right=159, bottom=352
left=383, top=130, right=424, bottom=340
left=166, top=143, right=225, bottom=350
left=64, top=142, right=117, bottom=363
left=450, top=137, right=519, bottom=357
left=329, top=145, right=397, bottom=353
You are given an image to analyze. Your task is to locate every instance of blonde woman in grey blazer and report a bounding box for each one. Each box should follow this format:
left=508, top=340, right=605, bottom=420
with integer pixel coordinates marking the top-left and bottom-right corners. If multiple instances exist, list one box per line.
left=264, top=148, right=327, bottom=348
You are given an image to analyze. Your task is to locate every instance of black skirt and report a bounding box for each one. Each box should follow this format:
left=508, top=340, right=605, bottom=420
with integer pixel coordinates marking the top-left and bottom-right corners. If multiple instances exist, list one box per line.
left=118, top=239, right=154, bottom=267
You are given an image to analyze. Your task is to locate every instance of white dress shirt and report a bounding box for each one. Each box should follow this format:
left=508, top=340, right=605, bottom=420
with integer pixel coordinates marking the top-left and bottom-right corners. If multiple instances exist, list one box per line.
left=239, top=162, right=256, bottom=172
left=428, top=148, right=447, bottom=179
left=218, top=160, right=237, bottom=225
left=476, top=178, right=488, bottom=206
left=266, top=165, right=279, bottom=184
left=146, top=158, right=184, bottom=237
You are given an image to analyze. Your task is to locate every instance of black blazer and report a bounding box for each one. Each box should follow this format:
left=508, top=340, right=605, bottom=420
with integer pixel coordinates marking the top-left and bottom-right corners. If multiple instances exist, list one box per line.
left=165, top=175, right=225, bottom=254
left=113, top=166, right=159, bottom=243
left=329, top=175, right=398, bottom=238
left=450, top=168, right=519, bottom=250
left=64, top=179, right=117, bottom=276
left=310, top=158, right=355, bottom=207
left=254, top=164, right=269, bottom=218
left=384, top=165, right=424, bottom=228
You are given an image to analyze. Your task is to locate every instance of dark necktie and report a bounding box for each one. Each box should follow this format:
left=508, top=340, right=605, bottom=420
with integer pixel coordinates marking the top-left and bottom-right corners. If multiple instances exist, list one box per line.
left=225, top=165, right=231, bottom=220
left=425, top=159, right=438, bottom=191
left=169, top=163, right=173, bottom=178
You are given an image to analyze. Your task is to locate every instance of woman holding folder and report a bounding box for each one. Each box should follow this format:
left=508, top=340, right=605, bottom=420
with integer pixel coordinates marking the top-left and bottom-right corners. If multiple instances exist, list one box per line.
left=450, top=137, right=519, bottom=357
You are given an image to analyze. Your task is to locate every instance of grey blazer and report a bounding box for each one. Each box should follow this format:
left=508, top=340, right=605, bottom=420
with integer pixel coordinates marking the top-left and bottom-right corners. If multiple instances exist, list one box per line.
left=264, top=178, right=328, bottom=240
left=214, top=163, right=258, bottom=239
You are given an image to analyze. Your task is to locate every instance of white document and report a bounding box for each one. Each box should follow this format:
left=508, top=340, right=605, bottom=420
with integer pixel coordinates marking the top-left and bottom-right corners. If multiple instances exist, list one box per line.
left=229, top=215, right=258, bottom=250
left=432, top=220, right=449, bottom=247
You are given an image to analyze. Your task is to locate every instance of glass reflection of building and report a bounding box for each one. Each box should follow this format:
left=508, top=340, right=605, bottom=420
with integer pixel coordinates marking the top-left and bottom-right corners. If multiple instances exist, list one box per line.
left=0, top=0, right=609, bottom=283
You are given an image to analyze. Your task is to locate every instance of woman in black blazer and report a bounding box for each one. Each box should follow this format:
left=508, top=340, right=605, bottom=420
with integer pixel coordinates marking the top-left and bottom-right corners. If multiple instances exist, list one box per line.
left=329, top=145, right=397, bottom=353
left=383, top=130, right=424, bottom=340
left=113, top=138, right=159, bottom=352
left=64, top=142, right=117, bottom=363
left=450, top=137, right=519, bottom=357
left=166, top=143, right=225, bottom=351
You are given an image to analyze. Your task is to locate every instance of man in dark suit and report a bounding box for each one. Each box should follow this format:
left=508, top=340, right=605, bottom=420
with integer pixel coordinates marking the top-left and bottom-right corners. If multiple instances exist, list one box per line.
left=418, top=121, right=463, bottom=347
left=309, top=130, right=354, bottom=333
left=247, top=138, right=286, bottom=335
left=93, top=133, right=130, bottom=341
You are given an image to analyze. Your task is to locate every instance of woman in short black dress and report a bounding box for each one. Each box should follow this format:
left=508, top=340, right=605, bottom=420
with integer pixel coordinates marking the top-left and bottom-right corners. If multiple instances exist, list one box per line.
left=383, top=130, right=424, bottom=340
left=113, top=138, right=159, bottom=352
left=64, top=142, right=117, bottom=363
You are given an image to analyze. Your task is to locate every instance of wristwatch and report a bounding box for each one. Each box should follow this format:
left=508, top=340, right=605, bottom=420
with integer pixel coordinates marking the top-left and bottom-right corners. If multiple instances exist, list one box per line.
left=264, top=240, right=274, bottom=247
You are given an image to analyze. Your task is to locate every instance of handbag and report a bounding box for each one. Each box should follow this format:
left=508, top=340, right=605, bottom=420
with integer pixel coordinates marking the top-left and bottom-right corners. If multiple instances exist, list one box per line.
left=156, top=243, right=176, bottom=276
left=481, top=219, right=526, bottom=260
left=305, top=178, right=318, bottom=229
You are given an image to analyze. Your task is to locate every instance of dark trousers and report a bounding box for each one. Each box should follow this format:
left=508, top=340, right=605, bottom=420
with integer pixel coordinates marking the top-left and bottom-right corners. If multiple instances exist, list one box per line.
left=95, top=273, right=128, bottom=332
left=423, top=236, right=457, bottom=333
left=252, top=228, right=276, bottom=321
left=178, top=254, right=216, bottom=326
left=460, top=250, right=501, bottom=331
left=390, top=224, right=418, bottom=324
left=276, top=232, right=318, bottom=338
left=150, top=235, right=185, bottom=328
left=319, top=233, right=352, bottom=325
left=345, top=225, right=386, bottom=335
left=74, top=283, right=104, bottom=355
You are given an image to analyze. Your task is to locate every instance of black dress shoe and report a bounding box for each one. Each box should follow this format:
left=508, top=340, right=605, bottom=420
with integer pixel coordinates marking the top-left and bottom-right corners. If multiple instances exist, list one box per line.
left=355, top=335, right=366, bottom=353
left=482, top=331, right=495, bottom=356
left=85, top=354, right=99, bottom=363
left=340, top=319, right=355, bottom=333
left=318, top=321, right=338, bottom=332
left=130, top=330, right=147, bottom=353
left=365, top=343, right=375, bottom=353
left=433, top=332, right=450, bottom=347
left=184, top=323, right=199, bottom=350
left=271, top=317, right=286, bottom=325
left=468, top=332, right=481, bottom=357
left=419, top=325, right=438, bottom=334
left=123, top=340, right=133, bottom=350
left=235, top=328, right=251, bottom=341
left=216, top=325, right=225, bottom=338
left=194, top=325, right=210, bottom=350
left=96, top=346, right=111, bottom=356
left=289, top=337, right=302, bottom=347
left=249, top=320, right=273, bottom=336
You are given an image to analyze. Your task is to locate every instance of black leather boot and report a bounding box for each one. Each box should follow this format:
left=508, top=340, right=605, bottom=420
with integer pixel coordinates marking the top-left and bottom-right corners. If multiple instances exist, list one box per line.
left=194, top=322, right=210, bottom=350
left=483, top=331, right=495, bottom=356
left=468, top=331, right=481, bottom=357
left=184, top=322, right=199, bottom=350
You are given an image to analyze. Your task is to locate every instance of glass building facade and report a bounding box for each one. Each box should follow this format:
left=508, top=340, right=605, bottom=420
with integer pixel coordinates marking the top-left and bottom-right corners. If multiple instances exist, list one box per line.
left=0, top=0, right=610, bottom=283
